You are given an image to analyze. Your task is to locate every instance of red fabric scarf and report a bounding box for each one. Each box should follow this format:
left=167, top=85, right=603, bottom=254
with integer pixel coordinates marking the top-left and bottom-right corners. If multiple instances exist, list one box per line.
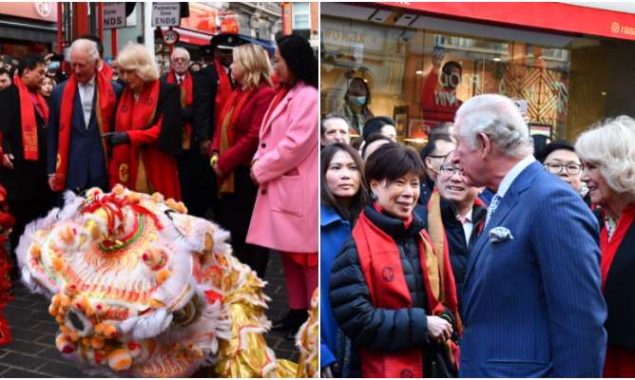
left=166, top=70, right=193, bottom=150
left=110, top=80, right=160, bottom=189
left=14, top=76, right=48, bottom=161
left=214, top=59, right=233, bottom=127
left=52, top=71, right=116, bottom=191
left=99, top=62, right=114, bottom=81
left=600, top=205, right=635, bottom=290
left=352, top=207, right=459, bottom=378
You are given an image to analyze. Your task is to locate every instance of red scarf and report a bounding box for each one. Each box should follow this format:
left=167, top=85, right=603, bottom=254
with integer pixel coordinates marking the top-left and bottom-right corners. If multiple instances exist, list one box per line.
left=14, top=76, right=48, bottom=161
left=166, top=70, right=193, bottom=150
left=111, top=80, right=160, bottom=188
left=353, top=206, right=459, bottom=378
left=99, top=62, right=114, bottom=81
left=214, top=59, right=233, bottom=128
left=217, top=87, right=255, bottom=193
left=52, top=71, right=116, bottom=191
left=600, top=205, right=635, bottom=290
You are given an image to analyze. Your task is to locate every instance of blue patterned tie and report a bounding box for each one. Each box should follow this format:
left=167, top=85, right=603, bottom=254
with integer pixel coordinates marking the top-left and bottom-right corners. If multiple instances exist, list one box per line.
left=485, top=194, right=502, bottom=229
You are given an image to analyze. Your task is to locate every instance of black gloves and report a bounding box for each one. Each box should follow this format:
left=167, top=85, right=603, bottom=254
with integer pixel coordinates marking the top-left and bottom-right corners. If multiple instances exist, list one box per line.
left=103, top=132, right=130, bottom=146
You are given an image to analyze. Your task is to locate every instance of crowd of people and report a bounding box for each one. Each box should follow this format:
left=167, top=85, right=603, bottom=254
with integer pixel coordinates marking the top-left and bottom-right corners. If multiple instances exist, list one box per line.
left=320, top=94, right=635, bottom=377
left=0, top=32, right=318, bottom=345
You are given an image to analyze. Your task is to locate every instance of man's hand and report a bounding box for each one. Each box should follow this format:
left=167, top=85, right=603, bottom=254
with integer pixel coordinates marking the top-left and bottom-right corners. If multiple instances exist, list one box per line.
left=1, top=153, right=14, bottom=169
left=199, top=139, right=211, bottom=156
left=427, top=315, right=453, bottom=342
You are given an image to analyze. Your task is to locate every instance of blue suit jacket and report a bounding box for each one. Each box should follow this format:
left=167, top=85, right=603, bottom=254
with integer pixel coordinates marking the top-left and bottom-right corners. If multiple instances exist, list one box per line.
left=459, top=161, right=607, bottom=377
left=47, top=80, right=122, bottom=191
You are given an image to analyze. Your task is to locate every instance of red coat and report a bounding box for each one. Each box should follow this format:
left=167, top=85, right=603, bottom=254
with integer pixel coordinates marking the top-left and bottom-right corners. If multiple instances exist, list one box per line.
left=109, top=81, right=182, bottom=200
left=211, top=84, right=275, bottom=175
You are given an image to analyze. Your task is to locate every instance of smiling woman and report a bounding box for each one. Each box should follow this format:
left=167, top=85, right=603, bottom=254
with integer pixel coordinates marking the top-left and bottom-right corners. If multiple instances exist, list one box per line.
left=575, top=116, right=635, bottom=377
left=328, top=142, right=461, bottom=378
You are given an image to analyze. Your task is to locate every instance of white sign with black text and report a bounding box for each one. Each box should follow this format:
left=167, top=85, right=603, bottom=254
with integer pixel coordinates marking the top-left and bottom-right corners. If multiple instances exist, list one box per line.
left=103, top=2, right=126, bottom=29
left=151, top=3, right=180, bottom=27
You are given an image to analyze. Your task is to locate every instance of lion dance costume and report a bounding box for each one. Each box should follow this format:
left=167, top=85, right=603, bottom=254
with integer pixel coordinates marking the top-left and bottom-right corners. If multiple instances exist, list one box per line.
left=0, top=184, right=15, bottom=345
left=16, top=186, right=317, bottom=377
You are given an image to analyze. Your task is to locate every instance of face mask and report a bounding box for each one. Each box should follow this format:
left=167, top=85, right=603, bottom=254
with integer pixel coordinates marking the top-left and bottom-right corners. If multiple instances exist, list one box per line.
left=348, top=95, right=366, bottom=106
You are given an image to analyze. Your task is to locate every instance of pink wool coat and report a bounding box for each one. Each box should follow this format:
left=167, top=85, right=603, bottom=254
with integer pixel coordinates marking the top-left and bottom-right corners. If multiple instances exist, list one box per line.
left=246, top=81, right=318, bottom=253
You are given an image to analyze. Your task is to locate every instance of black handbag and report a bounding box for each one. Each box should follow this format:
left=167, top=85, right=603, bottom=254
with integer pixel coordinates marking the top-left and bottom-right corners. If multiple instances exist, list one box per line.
left=427, top=343, right=458, bottom=378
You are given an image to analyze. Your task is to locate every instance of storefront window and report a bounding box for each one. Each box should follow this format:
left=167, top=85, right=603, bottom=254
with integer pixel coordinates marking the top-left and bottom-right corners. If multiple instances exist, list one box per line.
left=321, top=4, right=623, bottom=146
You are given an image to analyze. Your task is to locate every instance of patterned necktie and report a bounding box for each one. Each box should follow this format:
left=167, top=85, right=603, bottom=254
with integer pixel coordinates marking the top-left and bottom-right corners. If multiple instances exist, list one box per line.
left=484, top=194, right=502, bottom=229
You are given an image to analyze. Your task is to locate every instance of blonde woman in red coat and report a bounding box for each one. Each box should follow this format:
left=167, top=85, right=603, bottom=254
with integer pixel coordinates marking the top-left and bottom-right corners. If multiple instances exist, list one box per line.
left=210, top=43, right=275, bottom=278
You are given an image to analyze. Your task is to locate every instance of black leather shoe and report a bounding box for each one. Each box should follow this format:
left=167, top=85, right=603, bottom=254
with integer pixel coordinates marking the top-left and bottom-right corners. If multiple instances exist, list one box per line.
left=271, top=309, right=308, bottom=331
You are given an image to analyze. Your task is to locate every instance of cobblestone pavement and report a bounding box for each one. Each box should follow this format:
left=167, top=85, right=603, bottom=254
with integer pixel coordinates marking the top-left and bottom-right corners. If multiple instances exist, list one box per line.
left=0, top=252, right=297, bottom=377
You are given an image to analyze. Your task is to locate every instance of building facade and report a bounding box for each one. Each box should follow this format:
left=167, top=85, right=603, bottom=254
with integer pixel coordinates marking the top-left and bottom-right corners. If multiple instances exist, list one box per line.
left=321, top=2, right=635, bottom=145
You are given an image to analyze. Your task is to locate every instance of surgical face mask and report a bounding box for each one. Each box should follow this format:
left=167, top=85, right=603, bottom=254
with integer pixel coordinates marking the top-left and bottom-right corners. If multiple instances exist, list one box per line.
left=348, top=95, right=367, bottom=106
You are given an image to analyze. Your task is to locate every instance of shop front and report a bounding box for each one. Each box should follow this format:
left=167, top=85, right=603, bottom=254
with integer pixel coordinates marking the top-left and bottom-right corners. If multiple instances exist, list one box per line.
left=321, top=2, right=635, bottom=145
left=0, top=2, right=57, bottom=58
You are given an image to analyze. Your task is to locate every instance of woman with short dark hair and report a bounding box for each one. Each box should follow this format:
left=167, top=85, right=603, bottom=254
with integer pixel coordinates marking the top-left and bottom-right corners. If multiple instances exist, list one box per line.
left=329, top=143, right=461, bottom=378
left=320, top=143, right=366, bottom=377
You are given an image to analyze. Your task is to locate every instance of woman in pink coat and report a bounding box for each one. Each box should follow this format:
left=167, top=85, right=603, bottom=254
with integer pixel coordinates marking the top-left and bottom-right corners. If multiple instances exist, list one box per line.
left=247, top=34, right=318, bottom=336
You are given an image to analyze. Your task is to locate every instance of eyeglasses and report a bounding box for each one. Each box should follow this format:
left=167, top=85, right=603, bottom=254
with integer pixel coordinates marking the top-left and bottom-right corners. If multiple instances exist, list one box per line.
left=429, top=153, right=451, bottom=160
left=439, top=164, right=464, bottom=176
left=544, top=163, right=583, bottom=175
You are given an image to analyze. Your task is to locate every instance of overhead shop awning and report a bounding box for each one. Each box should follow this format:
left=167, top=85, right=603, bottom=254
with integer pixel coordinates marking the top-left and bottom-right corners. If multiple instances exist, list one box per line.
left=377, top=2, right=635, bottom=42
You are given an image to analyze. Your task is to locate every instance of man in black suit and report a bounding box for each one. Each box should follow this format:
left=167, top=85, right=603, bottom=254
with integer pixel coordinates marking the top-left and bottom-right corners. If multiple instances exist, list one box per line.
left=0, top=54, right=56, bottom=271
left=161, top=47, right=215, bottom=218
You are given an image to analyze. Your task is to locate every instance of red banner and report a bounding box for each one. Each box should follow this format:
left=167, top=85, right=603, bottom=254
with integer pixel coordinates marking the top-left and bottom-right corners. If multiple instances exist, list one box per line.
left=380, top=2, right=635, bottom=41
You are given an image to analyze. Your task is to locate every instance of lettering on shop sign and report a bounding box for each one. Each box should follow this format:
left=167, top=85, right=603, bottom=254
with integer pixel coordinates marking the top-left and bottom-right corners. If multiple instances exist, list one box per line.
left=151, top=3, right=180, bottom=27
left=434, top=91, right=459, bottom=107
left=103, top=3, right=126, bottom=29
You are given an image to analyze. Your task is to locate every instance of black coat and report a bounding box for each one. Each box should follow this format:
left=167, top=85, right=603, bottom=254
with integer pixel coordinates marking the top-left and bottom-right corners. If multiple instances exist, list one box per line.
left=329, top=206, right=432, bottom=352
left=0, top=85, right=54, bottom=202
left=603, top=218, right=635, bottom=349
left=148, top=81, right=183, bottom=155
left=440, top=198, right=487, bottom=306
left=160, top=70, right=215, bottom=145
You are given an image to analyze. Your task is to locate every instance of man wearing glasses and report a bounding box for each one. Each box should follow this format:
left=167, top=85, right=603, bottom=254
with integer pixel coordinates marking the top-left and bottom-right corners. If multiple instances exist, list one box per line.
left=436, top=156, right=487, bottom=306
left=537, top=140, right=589, bottom=203
left=418, top=130, right=456, bottom=206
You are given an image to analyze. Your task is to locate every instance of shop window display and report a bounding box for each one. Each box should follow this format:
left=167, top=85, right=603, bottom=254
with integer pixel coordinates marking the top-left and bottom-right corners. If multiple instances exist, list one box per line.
left=321, top=10, right=588, bottom=148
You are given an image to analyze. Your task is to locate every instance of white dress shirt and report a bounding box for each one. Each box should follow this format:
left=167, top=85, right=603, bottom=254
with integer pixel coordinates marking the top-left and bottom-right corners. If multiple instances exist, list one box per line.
left=459, top=208, right=474, bottom=242
left=78, top=76, right=96, bottom=128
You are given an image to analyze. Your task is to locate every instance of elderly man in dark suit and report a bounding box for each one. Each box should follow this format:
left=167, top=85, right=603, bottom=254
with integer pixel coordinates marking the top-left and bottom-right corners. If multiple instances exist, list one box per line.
left=161, top=46, right=214, bottom=217
left=452, top=94, right=607, bottom=377
left=47, top=38, right=121, bottom=194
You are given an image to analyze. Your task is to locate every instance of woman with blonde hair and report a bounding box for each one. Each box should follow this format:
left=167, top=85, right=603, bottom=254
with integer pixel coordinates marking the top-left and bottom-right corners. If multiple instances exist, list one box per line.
left=210, top=43, right=275, bottom=277
left=107, top=43, right=182, bottom=199
left=576, top=116, right=635, bottom=377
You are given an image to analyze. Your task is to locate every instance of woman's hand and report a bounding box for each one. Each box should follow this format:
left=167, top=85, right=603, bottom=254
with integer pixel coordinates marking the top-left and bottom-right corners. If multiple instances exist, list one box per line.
left=427, top=315, right=453, bottom=342
left=250, top=160, right=259, bottom=185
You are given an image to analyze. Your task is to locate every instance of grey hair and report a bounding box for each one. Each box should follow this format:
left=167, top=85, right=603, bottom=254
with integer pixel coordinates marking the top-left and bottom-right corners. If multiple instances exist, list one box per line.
left=455, top=94, right=533, bottom=159
left=575, top=115, right=635, bottom=199
left=321, top=113, right=349, bottom=133
left=70, top=38, right=100, bottom=63
left=171, top=47, right=190, bottom=62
